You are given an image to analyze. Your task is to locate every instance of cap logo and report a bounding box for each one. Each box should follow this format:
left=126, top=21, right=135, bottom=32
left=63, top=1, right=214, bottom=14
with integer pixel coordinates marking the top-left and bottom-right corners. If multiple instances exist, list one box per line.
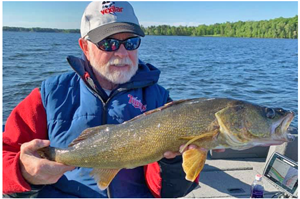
left=101, top=1, right=123, bottom=15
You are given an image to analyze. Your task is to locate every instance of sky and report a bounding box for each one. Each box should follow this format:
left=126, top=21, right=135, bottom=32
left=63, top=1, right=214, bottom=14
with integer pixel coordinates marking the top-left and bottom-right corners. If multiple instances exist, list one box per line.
left=2, top=1, right=299, bottom=29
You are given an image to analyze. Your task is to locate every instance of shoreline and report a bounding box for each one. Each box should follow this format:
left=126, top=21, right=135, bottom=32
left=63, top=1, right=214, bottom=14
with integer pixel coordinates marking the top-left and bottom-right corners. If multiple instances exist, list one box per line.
left=3, top=14, right=298, bottom=39
left=3, top=30, right=298, bottom=40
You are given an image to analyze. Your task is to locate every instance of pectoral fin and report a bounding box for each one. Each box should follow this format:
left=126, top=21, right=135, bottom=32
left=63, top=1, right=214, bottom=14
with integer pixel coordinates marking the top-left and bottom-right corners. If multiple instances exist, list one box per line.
left=179, top=129, right=219, bottom=153
left=182, top=149, right=207, bottom=181
left=90, top=168, right=120, bottom=190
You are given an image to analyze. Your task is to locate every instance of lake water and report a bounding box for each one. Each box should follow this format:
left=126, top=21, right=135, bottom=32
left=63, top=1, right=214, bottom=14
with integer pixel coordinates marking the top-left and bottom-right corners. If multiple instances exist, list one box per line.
left=3, top=31, right=298, bottom=128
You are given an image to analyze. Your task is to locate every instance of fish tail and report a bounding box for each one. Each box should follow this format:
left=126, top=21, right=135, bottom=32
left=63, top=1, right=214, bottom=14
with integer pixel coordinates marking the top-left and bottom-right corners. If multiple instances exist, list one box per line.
left=37, top=146, right=56, bottom=161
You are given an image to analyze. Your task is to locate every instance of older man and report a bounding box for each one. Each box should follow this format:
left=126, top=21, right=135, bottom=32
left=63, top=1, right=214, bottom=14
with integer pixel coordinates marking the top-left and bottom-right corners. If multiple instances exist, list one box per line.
left=3, top=1, right=202, bottom=198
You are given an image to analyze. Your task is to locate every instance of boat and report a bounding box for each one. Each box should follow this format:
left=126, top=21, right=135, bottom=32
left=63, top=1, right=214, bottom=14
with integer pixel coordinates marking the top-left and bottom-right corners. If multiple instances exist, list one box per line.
left=187, top=127, right=298, bottom=198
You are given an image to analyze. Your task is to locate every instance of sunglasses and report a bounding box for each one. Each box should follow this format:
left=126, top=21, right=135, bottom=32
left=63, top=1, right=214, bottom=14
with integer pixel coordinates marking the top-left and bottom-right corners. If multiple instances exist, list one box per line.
left=92, top=37, right=141, bottom=52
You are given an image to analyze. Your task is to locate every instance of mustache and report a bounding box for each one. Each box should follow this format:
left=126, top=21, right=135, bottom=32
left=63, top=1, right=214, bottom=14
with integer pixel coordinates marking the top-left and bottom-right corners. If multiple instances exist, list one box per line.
left=108, top=57, right=133, bottom=66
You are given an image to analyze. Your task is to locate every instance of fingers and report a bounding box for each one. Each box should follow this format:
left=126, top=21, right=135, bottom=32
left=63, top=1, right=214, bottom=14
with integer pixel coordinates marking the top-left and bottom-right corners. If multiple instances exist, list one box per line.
left=21, top=139, right=50, bottom=154
left=19, top=139, right=75, bottom=185
left=212, top=149, right=225, bottom=153
left=163, top=144, right=206, bottom=159
left=44, top=160, right=76, bottom=173
left=163, top=151, right=181, bottom=159
left=179, top=144, right=198, bottom=153
left=163, top=144, right=223, bottom=159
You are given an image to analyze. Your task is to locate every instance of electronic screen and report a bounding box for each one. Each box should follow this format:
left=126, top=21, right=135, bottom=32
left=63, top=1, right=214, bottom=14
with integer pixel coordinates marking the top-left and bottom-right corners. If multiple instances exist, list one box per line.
left=263, top=152, right=298, bottom=197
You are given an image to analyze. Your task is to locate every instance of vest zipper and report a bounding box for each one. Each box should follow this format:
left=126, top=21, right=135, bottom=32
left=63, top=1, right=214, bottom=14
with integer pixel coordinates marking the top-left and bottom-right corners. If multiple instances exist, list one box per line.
left=85, top=86, right=128, bottom=198
left=68, top=60, right=129, bottom=197
left=101, top=88, right=129, bottom=198
left=81, top=74, right=133, bottom=198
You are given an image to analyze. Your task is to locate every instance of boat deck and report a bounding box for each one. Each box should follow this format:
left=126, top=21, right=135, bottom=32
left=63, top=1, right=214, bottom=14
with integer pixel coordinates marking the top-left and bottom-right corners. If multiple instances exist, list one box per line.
left=186, top=135, right=298, bottom=198
left=187, top=157, right=278, bottom=198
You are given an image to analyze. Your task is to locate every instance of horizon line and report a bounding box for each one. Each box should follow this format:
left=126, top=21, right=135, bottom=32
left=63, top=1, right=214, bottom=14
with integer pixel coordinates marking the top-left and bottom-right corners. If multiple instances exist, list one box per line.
left=3, top=15, right=298, bottom=30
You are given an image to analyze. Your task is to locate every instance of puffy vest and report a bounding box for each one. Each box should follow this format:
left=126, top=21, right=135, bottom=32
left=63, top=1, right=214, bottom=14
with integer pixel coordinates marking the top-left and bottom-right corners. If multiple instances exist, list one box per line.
left=38, top=56, right=169, bottom=197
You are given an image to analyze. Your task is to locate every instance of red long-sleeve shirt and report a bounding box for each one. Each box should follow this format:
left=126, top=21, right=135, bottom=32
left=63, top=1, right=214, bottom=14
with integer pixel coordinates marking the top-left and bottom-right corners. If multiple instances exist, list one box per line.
left=3, top=88, right=47, bottom=194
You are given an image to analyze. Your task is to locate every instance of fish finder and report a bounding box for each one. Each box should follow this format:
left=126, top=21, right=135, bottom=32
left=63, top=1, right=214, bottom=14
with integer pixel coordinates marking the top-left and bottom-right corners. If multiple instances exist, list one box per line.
left=263, top=152, right=298, bottom=198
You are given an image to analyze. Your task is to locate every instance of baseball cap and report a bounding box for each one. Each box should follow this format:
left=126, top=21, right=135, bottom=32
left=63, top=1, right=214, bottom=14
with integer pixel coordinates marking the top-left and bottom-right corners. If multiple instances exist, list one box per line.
left=81, top=1, right=145, bottom=43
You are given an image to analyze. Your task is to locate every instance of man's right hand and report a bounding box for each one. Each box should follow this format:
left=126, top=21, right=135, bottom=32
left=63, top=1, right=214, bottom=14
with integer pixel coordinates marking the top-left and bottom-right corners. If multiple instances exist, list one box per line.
left=19, top=139, right=75, bottom=185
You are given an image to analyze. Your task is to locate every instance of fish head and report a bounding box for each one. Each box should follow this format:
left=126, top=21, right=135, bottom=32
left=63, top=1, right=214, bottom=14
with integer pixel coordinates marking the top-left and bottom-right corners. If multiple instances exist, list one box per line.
left=215, top=101, right=295, bottom=148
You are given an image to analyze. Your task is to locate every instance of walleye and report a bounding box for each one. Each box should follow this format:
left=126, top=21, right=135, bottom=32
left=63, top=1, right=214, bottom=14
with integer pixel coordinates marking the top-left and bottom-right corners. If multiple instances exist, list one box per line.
left=38, top=98, right=295, bottom=190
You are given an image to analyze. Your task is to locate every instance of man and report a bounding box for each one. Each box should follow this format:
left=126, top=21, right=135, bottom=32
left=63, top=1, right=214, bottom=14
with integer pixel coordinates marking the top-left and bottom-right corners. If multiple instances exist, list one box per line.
left=3, top=1, right=221, bottom=198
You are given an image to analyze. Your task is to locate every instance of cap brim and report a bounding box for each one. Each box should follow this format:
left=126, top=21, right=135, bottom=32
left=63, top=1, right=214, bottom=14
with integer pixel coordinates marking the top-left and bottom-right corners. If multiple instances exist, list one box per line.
left=87, top=22, right=145, bottom=43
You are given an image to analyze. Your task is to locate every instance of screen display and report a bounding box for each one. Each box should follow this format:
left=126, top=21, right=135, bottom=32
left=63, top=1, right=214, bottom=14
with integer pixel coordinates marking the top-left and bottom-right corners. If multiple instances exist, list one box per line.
left=264, top=153, right=298, bottom=195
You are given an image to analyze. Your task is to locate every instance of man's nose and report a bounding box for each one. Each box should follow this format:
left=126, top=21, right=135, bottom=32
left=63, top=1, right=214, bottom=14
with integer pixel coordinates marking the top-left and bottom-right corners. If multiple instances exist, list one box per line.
left=114, top=44, right=128, bottom=58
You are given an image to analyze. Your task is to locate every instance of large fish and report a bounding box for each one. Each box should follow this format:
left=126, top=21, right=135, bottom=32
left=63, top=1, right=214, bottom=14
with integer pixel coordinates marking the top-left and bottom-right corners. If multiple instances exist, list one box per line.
left=38, top=98, right=295, bottom=190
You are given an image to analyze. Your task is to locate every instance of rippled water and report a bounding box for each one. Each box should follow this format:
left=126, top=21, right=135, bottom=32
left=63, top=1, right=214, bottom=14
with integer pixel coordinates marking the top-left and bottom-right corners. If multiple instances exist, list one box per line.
left=3, top=32, right=298, bottom=127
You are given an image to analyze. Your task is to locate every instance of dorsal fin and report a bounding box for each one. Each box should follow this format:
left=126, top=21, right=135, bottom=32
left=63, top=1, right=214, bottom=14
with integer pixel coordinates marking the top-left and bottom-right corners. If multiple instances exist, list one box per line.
left=127, top=99, right=193, bottom=123
left=68, top=125, right=114, bottom=147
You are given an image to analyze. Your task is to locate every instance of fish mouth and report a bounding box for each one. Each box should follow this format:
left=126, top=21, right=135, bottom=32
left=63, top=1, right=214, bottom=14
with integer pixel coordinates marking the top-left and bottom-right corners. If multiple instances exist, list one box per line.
left=282, top=112, right=295, bottom=142
left=273, top=111, right=295, bottom=142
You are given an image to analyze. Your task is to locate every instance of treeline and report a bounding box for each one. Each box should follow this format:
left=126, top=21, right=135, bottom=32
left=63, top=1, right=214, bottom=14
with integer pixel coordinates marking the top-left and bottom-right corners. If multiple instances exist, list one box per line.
left=3, top=26, right=79, bottom=33
left=3, top=15, right=298, bottom=39
left=141, top=15, right=298, bottom=39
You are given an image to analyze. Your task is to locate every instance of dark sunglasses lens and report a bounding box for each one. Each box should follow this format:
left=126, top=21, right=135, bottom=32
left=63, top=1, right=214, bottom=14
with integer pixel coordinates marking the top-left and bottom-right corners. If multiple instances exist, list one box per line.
left=98, top=39, right=120, bottom=51
left=97, top=37, right=141, bottom=52
left=124, top=37, right=141, bottom=50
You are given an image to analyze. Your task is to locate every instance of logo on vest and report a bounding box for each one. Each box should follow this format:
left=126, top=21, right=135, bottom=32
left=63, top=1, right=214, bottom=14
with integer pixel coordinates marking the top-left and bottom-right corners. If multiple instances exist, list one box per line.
left=128, top=94, right=147, bottom=112
left=108, top=100, right=126, bottom=123
left=101, top=1, right=123, bottom=15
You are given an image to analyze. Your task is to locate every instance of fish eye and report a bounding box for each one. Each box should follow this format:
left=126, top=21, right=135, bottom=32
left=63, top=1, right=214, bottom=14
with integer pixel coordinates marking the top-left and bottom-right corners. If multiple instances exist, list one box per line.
left=274, top=108, right=285, bottom=115
left=265, top=108, right=276, bottom=119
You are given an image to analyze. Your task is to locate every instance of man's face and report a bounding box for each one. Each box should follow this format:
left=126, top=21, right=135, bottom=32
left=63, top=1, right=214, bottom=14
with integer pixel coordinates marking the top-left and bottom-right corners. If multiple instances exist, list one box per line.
left=86, top=32, right=139, bottom=84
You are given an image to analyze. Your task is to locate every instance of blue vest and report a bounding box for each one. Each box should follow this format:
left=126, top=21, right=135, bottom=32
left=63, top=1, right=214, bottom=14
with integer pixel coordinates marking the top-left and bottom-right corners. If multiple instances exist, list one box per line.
left=38, top=56, right=169, bottom=197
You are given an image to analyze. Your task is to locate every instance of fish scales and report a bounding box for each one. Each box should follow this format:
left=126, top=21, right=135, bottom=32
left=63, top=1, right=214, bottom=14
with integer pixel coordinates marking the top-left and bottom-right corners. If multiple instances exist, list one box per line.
left=38, top=98, right=295, bottom=189
left=50, top=98, right=227, bottom=167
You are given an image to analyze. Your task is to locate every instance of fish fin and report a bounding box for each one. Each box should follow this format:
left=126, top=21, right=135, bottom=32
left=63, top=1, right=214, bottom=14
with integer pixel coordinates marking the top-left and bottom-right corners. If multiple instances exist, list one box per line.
left=182, top=148, right=207, bottom=181
left=179, top=129, right=219, bottom=153
left=90, top=168, right=120, bottom=190
left=127, top=99, right=194, bottom=122
left=69, top=125, right=114, bottom=147
left=144, top=99, right=192, bottom=115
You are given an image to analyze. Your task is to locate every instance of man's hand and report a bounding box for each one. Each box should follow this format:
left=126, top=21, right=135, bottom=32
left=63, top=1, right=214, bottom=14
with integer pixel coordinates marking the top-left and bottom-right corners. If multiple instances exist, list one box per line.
left=163, top=144, right=225, bottom=159
left=19, top=139, right=75, bottom=185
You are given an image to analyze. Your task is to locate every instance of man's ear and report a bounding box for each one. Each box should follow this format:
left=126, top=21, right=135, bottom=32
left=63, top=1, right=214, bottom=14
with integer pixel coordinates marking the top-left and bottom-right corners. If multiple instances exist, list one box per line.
left=78, top=38, right=90, bottom=59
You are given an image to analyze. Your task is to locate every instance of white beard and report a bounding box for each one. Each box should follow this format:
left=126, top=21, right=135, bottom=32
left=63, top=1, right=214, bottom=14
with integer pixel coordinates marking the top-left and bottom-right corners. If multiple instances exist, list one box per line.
left=90, top=56, right=138, bottom=84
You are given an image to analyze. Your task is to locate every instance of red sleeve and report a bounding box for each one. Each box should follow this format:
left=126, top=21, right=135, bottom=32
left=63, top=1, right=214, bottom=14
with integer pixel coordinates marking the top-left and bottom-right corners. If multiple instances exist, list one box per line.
left=3, top=88, right=48, bottom=194
left=144, top=162, right=161, bottom=198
